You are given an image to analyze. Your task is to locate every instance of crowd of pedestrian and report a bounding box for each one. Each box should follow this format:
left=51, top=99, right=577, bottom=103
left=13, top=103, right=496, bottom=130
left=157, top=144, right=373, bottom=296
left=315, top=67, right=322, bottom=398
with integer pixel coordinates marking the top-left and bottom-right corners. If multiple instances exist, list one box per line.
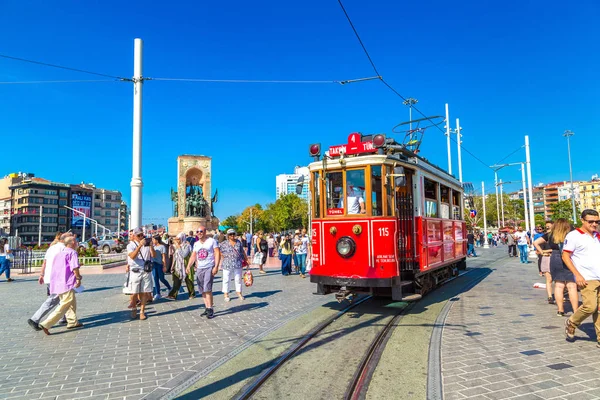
left=24, top=224, right=311, bottom=332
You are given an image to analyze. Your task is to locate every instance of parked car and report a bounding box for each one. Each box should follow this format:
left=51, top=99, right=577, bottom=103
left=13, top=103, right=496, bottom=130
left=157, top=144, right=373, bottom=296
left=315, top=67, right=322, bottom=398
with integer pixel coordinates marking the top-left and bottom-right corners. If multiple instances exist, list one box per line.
left=79, top=235, right=125, bottom=254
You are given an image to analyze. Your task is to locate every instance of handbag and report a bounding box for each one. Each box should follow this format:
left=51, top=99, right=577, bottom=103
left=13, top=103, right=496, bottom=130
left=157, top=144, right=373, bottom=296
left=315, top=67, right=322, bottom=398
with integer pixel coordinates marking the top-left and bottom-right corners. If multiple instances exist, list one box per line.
left=243, top=270, right=254, bottom=287
left=540, top=254, right=551, bottom=273
left=253, top=252, right=263, bottom=265
left=231, top=241, right=249, bottom=268
left=135, top=242, right=153, bottom=273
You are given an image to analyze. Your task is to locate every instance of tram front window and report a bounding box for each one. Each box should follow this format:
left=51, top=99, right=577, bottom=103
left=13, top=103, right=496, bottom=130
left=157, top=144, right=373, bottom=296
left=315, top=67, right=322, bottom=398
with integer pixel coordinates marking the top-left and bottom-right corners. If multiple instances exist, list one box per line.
left=342, top=169, right=366, bottom=214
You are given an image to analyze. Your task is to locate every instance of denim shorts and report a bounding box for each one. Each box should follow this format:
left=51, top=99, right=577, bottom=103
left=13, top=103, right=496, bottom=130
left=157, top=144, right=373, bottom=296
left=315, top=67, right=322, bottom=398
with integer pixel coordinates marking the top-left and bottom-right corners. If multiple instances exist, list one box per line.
left=196, top=267, right=214, bottom=293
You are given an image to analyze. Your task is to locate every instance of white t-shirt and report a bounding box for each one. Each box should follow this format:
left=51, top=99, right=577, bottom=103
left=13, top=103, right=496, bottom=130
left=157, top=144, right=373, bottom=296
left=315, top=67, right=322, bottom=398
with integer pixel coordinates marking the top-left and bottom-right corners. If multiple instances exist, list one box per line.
left=43, top=242, right=65, bottom=282
left=563, top=229, right=600, bottom=281
left=0, top=243, right=9, bottom=257
left=297, top=236, right=309, bottom=255
left=127, top=241, right=152, bottom=269
left=193, top=238, right=219, bottom=269
left=514, top=231, right=528, bottom=245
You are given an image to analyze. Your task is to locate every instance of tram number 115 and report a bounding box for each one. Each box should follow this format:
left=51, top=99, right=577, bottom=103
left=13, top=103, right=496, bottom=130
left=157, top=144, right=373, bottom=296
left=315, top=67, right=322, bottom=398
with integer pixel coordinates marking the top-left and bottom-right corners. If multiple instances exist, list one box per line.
left=378, top=227, right=390, bottom=237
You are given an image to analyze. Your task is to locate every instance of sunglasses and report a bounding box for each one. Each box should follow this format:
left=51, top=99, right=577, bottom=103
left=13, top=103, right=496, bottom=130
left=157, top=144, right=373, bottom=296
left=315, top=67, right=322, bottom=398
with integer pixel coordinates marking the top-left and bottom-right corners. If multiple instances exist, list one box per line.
left=584, top=220, right=600, bottom=225
left=227, top=233, right=235, bottom=236
left=197, top=230, right=205, bottom=233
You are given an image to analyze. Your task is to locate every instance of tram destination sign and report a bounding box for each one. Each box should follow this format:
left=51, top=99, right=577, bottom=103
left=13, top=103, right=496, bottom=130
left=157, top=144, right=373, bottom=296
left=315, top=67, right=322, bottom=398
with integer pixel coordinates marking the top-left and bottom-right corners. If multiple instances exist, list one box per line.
left=329, top=132, right=378, bottom=157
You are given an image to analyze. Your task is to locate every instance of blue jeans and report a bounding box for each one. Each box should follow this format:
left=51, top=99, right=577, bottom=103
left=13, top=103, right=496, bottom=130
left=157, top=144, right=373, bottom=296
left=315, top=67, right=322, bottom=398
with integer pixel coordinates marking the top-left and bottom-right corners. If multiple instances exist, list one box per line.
left=296, top=253, right=307, bottom=274
left=281, top=254, right=292, bottom=275
left=0, top=257, right=10, bottom=280
left=518, top=244, right=528, bottom=263
left=467, top=244, right=477, bottom=257
left=152, top=262, right=172, bottom=296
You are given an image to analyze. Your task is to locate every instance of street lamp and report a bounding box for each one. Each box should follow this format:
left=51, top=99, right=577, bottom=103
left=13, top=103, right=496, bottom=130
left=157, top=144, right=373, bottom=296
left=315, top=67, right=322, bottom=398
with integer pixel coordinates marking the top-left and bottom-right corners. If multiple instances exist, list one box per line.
left=563, top=130, right=577, bottom=224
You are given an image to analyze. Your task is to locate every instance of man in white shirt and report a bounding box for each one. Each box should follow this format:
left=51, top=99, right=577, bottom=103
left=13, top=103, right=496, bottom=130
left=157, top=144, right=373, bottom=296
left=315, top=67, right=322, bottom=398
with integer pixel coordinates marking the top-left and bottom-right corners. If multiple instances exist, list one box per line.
left=563, top=210, right=600, bottom=344
left=514, top=226, right=530, bottom=264
left=187, top=226, right=221, bottom=319
left=28, top=232, right=72, bottom=331
left=339, top=184, right=365, bottom=214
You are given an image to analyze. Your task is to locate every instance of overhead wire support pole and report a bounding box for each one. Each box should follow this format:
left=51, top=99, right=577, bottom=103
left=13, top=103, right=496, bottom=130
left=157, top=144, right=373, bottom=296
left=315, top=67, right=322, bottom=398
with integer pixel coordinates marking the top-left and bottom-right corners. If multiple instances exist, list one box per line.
left=563, top=130, right=577, bottom=224
left=130, top=38, right=144, bottom=230
left=445, top=103, right=452, bottom=175
left=525, top=135, right=536, bottom=256
left=482, top=182, right=489, bottom=249
left=495, top=171, right=500, bottom=229
left=456, top=118, right=462, bottom=183
left=499, top=179, right=505, bottom=227
left=521, top=163, right=530, bottom=237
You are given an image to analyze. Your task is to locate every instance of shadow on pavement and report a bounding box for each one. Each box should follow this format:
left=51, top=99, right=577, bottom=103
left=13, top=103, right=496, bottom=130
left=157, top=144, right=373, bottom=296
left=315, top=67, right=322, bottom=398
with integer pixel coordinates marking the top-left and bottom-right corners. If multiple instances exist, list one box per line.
left=84, top=285, right=122, bottom=293
left=214, top=302, right=269, bottom=317
left=244, top=290, right=282, bottom=299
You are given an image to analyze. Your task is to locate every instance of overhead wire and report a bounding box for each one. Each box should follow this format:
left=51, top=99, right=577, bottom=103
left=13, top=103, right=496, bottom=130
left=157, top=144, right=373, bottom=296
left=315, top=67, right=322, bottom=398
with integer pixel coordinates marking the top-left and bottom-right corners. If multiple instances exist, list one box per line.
left=149, top=77, right=341, bottom=84
left=335, top=0, right=494, bottom=170
left=0, top=53, right=129, bottom=81
left=0, top=79, right=121, bottom=84
left=494, top=146, right=525, bottom=166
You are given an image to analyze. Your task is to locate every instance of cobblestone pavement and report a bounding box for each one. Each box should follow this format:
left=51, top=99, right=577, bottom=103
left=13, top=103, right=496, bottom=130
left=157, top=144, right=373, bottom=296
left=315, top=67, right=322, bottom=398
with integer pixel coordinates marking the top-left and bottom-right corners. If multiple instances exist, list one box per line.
left=1, top=257, right=330, bottom=400
left=442, top=246, right=600, bottom=400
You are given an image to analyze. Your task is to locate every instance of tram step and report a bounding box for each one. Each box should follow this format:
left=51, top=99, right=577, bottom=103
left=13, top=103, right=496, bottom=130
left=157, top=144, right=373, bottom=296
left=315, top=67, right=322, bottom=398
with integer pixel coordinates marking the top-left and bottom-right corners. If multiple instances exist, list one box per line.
left=398, top=281, right=413, bottom=287
left=401, top=293, right=423, bottom=302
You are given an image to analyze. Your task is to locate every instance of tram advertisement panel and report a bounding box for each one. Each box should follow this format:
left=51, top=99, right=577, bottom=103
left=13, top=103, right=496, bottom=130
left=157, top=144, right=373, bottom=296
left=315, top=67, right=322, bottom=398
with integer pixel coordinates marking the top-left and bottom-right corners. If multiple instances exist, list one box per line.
left=311, top=221, right=321, bottom=269
left=371, top=219, right=398, bottom=277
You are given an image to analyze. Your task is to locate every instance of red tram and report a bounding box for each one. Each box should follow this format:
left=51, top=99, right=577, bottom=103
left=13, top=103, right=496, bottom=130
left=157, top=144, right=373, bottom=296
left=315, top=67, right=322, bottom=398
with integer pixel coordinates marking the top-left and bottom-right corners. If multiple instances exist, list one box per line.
left=307, top=132, right=467, bottom=302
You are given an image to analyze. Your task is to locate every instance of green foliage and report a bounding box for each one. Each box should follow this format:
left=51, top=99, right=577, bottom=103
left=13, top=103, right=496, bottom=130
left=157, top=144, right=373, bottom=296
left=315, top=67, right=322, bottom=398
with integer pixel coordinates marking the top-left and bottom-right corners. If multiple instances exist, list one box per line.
left=32, top=244, right=50, bottom=250
left=221, top=214, right=240, bottom=231
left=464, top=193, right=528, bottom=230
left=534, top=214, right=546, bottom=227
left=235, top=195, right=308, bottom=233
left=550, top=200, right=580, bottom=223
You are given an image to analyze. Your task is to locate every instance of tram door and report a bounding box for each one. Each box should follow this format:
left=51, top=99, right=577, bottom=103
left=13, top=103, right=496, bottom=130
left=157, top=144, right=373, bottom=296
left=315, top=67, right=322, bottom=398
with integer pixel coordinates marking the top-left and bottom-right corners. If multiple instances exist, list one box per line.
left=393, top=167, right=416, bottom=273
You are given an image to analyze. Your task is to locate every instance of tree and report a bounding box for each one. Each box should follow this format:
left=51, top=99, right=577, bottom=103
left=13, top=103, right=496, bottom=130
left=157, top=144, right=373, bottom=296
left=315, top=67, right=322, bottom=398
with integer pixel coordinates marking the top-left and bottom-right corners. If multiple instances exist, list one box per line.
left=550, top=200, right=581, bottom=226
left=221, top=214, right=240, bottom=231
left=265, top=194, right=308, bottom=232
left=237, top=204, right=264, bottom=233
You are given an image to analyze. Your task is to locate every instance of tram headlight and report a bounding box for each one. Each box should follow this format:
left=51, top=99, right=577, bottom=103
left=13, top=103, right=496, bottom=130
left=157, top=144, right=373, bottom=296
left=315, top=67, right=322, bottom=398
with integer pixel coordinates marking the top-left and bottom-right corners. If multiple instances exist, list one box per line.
left=336, top=236, right=356, bottom=258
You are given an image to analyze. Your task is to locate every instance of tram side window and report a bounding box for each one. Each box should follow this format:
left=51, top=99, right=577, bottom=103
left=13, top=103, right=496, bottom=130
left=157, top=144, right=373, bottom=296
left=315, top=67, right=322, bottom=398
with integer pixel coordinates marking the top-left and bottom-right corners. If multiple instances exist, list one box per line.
left=440, top=185, right=450, bottom=219
left=385, top=166, right=393, bottom=215
left=452, top=190, right=461, bottom=220
left=424, top=178, right=438, bottom=218
left=313, top=172, right=321, bottom=218
left=371, top=166, right=383, bottom=216
left=325, top=172, right=344, bottom=215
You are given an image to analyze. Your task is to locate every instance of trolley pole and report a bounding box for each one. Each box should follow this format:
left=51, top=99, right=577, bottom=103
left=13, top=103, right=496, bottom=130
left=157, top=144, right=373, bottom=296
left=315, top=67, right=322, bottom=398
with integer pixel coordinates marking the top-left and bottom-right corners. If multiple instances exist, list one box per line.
left=445, top=103, right=452, bottom=175
left=130, top=38, right=144, bottom=230
left=482, top=181, right=489, bottom=249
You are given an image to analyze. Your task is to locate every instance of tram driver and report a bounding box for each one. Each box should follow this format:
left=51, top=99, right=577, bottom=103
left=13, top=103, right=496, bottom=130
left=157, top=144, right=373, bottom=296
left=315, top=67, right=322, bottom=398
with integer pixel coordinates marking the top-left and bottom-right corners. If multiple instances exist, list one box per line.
left=338, top=182, right=366, bottom=214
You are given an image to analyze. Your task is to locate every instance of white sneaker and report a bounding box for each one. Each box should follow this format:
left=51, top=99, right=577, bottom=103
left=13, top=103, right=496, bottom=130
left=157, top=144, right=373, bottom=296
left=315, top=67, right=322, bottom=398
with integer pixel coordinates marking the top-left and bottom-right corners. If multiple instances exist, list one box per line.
left=224, top=296, right=230, bottom=302
left=153, top=294, right=161, bottom=301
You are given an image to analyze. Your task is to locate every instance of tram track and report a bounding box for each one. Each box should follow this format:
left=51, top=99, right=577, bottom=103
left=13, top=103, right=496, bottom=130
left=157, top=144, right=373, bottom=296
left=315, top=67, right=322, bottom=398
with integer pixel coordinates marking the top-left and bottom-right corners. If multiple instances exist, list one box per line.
left=233, top=269, right=481, bottom=400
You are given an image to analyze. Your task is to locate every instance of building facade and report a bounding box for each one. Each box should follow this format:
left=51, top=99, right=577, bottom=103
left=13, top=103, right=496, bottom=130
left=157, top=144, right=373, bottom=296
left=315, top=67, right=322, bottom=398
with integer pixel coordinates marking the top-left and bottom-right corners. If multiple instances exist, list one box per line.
left=579, top=179, right=600, bottom=212
left=0, top=173, right=127, bottom=244
left=275, top=166, right=310, bottom=201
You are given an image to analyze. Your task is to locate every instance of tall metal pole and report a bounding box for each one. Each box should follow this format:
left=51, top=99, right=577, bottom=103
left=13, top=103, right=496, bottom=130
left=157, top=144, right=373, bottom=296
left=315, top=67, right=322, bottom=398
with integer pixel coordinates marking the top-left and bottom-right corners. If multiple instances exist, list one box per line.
left=250, top=208, right=253, bottom=235
left=521, top=163, right=530, bottom=236
left=495, top=171, right=500, bottom=229
left=130, top=38, right=144, bottom=230
left=456, top=118, right=463, bottom=183
left=445, top=103, right=452, bottom=175
left=403, top=98, right=418, bottom=147
left=38, top=205, right=42, bottom=246
left=525, top=135, right=536, bottom=254
left=82, top=214, right=86, bottom=244
left=118, top=207, right=121, bottom=236
left=564, top=130, right=577, bottom=224
left=482, top=182, right=489, bottom=248
left=499, top=179, right=505, bottom=227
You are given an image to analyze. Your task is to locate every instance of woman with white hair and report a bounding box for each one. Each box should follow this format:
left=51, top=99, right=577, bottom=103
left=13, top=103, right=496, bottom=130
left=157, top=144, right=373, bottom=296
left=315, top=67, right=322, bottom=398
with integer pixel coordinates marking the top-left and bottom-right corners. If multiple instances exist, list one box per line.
left=167, top=232, right=195, bottom=300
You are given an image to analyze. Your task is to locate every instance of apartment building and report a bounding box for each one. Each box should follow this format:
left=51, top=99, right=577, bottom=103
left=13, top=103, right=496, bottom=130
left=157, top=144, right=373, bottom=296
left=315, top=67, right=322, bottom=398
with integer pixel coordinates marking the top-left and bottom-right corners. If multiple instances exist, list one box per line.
left=275, top=166, right=310, bottom=201
left=579, top=177, right=600, bottom=212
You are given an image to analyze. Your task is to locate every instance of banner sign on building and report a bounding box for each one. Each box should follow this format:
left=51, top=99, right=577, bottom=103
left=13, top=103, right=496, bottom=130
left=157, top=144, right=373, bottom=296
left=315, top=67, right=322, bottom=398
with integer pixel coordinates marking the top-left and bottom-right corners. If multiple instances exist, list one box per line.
left=71, top=194, right=91, bottom=227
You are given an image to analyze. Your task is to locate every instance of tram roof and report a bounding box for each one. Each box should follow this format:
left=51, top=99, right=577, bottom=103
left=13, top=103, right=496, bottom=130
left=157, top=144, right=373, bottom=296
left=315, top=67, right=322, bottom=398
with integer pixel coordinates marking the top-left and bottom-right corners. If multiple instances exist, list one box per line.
left=308, top=150, right=462, bottom=191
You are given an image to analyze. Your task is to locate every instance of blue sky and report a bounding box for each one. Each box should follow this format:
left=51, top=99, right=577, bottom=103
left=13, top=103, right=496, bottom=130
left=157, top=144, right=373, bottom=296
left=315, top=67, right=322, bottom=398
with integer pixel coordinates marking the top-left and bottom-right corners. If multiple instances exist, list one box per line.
left=1, top=0, right=598, bottom=226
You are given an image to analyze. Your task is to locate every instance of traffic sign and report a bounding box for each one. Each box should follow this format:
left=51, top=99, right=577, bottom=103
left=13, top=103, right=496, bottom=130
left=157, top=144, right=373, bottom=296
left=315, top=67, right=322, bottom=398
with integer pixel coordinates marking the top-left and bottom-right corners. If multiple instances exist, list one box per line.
left=470, top=209, right=477, bottom=218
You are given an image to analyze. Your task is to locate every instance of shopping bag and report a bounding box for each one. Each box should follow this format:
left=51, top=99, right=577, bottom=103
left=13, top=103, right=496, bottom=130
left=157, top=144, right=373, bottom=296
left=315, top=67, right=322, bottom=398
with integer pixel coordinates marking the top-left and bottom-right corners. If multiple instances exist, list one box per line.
left=243, top=270, right=254, bottom=287
left=253, top=252, right=263, bottom=265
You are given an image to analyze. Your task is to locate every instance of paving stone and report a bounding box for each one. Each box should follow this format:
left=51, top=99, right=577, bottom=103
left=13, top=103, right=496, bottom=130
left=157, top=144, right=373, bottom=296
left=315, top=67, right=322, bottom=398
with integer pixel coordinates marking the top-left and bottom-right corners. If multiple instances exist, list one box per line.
left=0, top=265, right=332, bottom=399
left=441, top=248, right=600, bottom=400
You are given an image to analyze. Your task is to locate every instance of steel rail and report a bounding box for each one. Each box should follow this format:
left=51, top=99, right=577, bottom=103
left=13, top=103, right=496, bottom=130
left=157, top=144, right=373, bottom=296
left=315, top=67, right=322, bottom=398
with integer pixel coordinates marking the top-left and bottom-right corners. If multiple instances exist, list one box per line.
left=232, top=295, right=373, bottom=400
left=345, top=269, right=476, bottom=400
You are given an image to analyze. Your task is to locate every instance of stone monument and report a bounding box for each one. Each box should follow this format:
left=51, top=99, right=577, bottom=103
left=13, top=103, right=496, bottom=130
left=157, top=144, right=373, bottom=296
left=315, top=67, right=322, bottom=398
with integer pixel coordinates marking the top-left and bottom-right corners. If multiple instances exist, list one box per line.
left=168, top=155, right=219, bottom=234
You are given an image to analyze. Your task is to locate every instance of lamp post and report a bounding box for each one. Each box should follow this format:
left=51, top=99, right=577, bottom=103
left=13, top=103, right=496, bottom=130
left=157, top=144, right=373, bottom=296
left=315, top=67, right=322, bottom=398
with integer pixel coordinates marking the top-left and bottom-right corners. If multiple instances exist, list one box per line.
left=63, top=205, right=87, bottom=243
left=563, top=130, right=577, bottom=224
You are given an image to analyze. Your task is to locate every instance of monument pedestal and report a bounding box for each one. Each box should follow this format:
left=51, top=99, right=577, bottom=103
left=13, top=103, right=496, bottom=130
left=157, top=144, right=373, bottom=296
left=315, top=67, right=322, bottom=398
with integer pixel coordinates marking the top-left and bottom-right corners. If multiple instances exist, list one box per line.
left=168, top=216, right=220, bottom=234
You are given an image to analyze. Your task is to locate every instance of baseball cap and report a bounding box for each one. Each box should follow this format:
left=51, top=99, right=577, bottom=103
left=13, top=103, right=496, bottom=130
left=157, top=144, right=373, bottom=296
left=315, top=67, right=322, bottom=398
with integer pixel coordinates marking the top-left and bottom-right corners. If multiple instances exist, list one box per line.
left=133, top=227, right=143, bottom=235
left=295, top=229, right=300, bottom=234
left=226, top=228, right=236, bottom=235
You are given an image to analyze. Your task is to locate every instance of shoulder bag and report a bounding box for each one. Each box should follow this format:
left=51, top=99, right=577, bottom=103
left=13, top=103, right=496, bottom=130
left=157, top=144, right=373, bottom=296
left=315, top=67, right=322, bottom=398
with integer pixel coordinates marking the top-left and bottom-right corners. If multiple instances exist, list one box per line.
left=231, top=241, right=249, bottom=268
